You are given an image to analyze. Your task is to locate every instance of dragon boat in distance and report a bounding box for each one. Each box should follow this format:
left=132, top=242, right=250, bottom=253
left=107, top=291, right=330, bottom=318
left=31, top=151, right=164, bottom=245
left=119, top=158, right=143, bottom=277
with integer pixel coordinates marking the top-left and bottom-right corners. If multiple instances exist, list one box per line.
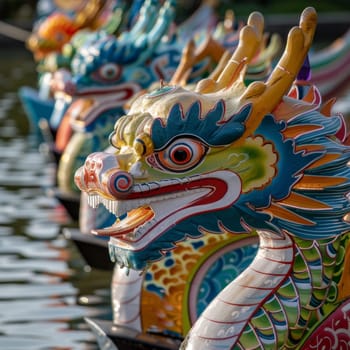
left=74, top=6, right=350, bottom=350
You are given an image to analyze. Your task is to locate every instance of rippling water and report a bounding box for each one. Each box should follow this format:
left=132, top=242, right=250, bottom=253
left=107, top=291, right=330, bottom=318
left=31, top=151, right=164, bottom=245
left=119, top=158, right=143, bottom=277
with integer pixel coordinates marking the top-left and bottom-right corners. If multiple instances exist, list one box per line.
left=0, top=49, right=112, bottom=350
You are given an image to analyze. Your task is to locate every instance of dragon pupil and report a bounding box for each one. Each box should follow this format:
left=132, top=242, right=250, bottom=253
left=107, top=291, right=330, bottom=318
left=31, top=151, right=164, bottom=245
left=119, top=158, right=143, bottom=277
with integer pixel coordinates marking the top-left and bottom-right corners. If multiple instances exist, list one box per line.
left=174, top=149, right=189, bottom=162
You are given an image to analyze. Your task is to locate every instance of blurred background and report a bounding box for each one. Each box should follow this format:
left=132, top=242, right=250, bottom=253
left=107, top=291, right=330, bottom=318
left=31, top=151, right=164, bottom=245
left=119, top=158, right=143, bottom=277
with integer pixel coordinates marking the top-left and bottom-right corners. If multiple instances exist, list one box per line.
left=0, top=0, right=349, bottom=46
left=1, top=0, right=350, bottom=19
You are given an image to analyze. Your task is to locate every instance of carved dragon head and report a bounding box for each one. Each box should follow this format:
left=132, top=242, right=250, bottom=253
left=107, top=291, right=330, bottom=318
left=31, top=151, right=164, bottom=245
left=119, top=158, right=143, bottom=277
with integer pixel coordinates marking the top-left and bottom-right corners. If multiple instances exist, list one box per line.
left=74, top=7, right=350, bottom=273
left=57, top=9, right=281, bottom=198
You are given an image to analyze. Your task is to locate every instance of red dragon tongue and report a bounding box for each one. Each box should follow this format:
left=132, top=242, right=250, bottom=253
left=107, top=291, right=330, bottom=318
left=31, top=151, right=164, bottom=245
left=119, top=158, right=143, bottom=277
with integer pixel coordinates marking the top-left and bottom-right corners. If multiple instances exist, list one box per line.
left=92, top=207, right=154, bottom=237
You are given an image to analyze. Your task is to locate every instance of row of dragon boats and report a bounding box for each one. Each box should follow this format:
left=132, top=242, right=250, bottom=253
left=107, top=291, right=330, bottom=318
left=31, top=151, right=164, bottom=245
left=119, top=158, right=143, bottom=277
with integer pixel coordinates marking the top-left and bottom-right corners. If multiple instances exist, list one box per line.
left=18, top=0, right=350, bottom=349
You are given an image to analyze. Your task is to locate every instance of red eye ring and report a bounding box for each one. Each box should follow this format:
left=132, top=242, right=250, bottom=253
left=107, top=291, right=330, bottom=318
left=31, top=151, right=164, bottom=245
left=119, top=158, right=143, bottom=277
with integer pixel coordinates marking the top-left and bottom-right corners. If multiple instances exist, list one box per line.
left=169, top=145, right=192, bottom=165
left=149, top=137, right=208, bottom=173
left=93, top=63, right=121, bottom=83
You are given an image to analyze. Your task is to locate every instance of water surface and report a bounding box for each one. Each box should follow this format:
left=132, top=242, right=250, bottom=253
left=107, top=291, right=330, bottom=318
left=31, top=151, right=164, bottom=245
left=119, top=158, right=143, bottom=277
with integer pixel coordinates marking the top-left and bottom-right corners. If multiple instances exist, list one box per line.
left=0, top=48, right=112, bottom=350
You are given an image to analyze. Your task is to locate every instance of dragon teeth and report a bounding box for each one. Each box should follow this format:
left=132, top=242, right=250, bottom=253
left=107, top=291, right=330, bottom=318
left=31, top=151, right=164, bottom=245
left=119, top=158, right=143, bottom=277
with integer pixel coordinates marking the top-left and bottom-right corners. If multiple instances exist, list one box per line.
left=102, top=198, right=128, bottom=217
left=101, top=197, right=117, bottom=214
left=87, top=195, right=137, bottom=217
left=87, top=194, right=101, bottom=208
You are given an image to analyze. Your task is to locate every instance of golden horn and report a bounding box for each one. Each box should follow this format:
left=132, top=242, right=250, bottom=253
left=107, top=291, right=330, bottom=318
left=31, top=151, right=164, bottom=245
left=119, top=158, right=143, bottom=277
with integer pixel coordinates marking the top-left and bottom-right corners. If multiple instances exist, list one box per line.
left=169, top=39, right=196, bottom=86
left=206, top=50, right=232, bottom=82
left=170, top=36, right=226, bottom=86
left=238, top=7, right=317, bottom=139
left=195, top=11, right=264, bottom=93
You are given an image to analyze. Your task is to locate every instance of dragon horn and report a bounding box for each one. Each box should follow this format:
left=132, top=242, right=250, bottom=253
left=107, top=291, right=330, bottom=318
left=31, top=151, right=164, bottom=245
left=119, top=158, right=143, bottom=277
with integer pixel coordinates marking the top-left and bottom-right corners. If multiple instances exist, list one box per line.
left=170, top=36, right=226, bottom=86
left=238, top=7, right=317, bottom=138
left=124, top=1, right=175, bottom=63
left=223, top=9, right=236, bottom=33
left=195, top=11, right=264, bottom=93
left=206, top=50, right=232, bottom=82
left=169, top=39, right=196, bottom=86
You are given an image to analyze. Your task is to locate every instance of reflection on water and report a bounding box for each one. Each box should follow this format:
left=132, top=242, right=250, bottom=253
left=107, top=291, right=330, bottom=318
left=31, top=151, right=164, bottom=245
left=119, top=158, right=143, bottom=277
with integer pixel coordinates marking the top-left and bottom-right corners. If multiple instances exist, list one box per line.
left=0, top=49, right=112, bottom=349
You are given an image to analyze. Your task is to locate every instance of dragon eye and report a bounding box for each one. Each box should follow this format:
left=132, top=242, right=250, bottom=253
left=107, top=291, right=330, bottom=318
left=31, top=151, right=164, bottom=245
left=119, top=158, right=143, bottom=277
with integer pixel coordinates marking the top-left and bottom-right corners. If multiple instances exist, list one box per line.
left=95, top=63, right=120, bottom=82
left=170, top=145, right=192, bottom=164
left=152, top=138, right=208, bottom=173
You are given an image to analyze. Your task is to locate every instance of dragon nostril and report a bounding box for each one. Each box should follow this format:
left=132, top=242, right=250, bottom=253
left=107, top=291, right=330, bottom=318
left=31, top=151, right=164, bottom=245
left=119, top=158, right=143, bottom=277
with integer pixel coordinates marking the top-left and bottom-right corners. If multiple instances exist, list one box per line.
left=108, top=171, right=133, bottom=197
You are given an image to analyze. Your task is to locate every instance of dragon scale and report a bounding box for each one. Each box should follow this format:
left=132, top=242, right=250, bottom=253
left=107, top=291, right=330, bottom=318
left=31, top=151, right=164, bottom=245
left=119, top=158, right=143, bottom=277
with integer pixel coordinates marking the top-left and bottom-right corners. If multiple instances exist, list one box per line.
left=182, top=233, right=343, bottom=349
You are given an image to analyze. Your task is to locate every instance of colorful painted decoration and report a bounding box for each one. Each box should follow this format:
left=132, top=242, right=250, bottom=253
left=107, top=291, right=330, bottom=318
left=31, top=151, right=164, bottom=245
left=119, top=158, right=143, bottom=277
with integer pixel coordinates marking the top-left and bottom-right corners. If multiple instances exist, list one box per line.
left=55, top=8, right=280, bottom=205
left=75, top=7, right=350, bottom=349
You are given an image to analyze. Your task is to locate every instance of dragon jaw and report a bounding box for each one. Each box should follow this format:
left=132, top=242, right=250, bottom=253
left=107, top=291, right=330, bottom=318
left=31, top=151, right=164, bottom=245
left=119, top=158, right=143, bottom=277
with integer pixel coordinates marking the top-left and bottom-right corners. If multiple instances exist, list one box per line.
left=89, top=170, right=241, bottom=250
left=86, top=170, right=241, bottom=256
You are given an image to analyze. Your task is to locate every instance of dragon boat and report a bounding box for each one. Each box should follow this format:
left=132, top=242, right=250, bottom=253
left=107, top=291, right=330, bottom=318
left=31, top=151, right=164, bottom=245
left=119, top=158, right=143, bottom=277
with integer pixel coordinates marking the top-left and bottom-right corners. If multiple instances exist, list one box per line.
left=27, top=0, right=125, bottom=61
left=19, top=0, right=219, bottom=142
left=46, top=0, right=192, bottom=220
left=74, top=7, right=350, bottom=350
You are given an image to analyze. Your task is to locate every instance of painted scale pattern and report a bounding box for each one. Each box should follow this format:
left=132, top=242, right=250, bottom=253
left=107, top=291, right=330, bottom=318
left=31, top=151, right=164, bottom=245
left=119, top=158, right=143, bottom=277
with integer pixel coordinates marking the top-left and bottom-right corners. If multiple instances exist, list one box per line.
left=141, top=233, right=259, bottom=335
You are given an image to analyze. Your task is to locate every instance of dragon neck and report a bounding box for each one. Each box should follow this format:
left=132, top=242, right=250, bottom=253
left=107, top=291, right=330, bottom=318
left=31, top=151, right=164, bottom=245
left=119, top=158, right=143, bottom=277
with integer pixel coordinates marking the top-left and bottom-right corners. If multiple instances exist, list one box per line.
left=181, top=230, right=342, bottom=349
left=181, top=229, right=293, bottom=349
left=111, top=265, right=143, bottom=331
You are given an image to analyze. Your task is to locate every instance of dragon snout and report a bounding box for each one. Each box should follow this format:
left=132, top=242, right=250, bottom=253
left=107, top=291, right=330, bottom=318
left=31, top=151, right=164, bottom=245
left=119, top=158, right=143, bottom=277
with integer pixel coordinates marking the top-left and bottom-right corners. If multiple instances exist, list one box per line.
left=74, top=152, right=134, bottom=198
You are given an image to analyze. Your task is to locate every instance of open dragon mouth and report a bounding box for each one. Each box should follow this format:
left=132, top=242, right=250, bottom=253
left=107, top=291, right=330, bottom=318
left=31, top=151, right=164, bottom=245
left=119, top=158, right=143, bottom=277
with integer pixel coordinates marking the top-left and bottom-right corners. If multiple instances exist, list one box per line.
left=87, top=170, right=242, bottom=251
left=94, top=206, right=154, bottom=237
